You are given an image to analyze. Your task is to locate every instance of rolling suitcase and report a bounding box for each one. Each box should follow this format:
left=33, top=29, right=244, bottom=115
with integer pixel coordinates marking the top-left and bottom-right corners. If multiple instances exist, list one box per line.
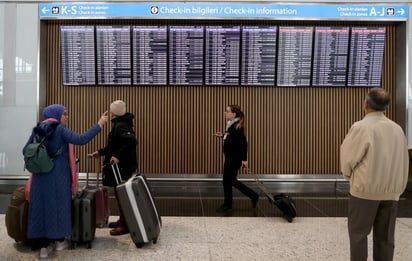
left=253, top=173, right=297, bottom=223
left=112, top=166, right=161, bottom=248
left=86, top=154, right=109, bottom=228
left=71, top=162, right=97, bottom=249
left=5, top=186, right=29, bottom=243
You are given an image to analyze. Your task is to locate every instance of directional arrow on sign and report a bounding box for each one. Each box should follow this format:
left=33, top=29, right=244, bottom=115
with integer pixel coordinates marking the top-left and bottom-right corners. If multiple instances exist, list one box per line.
left=397, top=8, right=405, bottom=16
left=41, top=7, right=49, bottom=14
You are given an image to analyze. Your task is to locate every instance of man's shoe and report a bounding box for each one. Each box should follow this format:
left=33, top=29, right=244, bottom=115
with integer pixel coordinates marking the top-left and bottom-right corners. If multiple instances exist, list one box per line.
left=108, top=220, right=120, bottom=228
left=216, top=204, right=232, bottom=214
left=252, top=194, right=259, bottom=209
left=40, top=245, right=53, bottom=259
left=110, top=226, right=129, bottom=236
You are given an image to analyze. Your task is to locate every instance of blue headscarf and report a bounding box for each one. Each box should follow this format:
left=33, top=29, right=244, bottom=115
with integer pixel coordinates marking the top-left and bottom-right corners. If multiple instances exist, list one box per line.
left=43, top=104, right=66, bottom=122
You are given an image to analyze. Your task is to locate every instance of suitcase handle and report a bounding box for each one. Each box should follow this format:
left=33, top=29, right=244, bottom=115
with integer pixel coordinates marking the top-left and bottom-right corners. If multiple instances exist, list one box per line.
left=246, top=168, right=275, bottom=203
left=75, top=158, right=80, bottom=193
left=111, top=164, right=123, bottom=185
left=86, top=154, right=101, bottom=189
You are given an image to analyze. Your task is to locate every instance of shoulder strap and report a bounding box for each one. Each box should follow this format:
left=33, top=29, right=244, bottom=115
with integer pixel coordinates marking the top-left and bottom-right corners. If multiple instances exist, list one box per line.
left=32, top=122, right=64, bottom=158
left=53, top=144, right=66, bottom=158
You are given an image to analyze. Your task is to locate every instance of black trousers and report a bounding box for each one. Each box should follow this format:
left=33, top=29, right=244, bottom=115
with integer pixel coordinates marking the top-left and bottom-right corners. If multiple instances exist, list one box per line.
left=223, top=161, right=257, bottom=208
left=348, top=195, right=398, bottom=261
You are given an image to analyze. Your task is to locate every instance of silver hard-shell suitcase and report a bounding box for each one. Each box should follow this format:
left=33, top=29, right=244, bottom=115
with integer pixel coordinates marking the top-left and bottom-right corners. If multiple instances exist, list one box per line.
left=115, top=170, right=161, bottom=248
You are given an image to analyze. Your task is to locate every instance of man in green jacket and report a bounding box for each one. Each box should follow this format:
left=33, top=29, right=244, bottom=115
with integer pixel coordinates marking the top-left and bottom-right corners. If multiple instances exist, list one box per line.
left=340, top=87, right=409, bottom=261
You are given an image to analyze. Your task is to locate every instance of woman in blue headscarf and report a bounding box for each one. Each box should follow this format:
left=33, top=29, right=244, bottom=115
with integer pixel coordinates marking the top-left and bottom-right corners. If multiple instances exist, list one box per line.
left=22, top=104, right=108, bottom=258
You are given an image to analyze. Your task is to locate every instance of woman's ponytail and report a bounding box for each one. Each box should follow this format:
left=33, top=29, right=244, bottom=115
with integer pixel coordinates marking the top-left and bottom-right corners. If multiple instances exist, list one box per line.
left=229, top=105, right=244, bottom=129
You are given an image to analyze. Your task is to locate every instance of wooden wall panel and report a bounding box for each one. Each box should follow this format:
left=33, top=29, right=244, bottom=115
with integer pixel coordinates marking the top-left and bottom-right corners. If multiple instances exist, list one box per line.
left=45, top=22, right=396, bottom=175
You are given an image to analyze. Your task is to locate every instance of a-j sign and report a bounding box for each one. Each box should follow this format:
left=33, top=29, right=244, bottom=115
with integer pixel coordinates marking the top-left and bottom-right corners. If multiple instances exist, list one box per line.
left=39, top=3, right=408, bottom=20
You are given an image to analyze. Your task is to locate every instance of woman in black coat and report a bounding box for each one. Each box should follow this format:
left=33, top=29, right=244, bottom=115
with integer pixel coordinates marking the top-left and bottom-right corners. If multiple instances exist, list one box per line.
left=214, top=105, right=259, bottom=214
left=92, top=100, right=137, bottom=235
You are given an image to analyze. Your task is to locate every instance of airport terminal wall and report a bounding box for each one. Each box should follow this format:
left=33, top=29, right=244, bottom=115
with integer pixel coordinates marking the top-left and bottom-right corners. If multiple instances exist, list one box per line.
left=43, top=20, right=398, bottom=176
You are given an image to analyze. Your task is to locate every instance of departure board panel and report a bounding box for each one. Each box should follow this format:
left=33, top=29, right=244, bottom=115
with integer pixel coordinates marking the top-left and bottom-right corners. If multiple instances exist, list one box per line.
left=241, top=26, right=277, bottom=86
left=61, top=26, right=96, bottom=85
left=132, top=26, right=167, bottom=85
left=277, top=26, right=313, bottom=87
left=96, top=25, right=131, bottom=85
left=205, top=26, right=241, bottom=85
left=169, top=26, right=204, bottom=85
left=312, top=26, right=350, bottom=87
left=347, top=27, right=385, bottom=87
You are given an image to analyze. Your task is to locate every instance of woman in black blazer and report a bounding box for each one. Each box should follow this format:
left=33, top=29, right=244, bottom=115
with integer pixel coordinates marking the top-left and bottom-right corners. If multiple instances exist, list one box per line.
left=214, top=105, right=259, bottom=214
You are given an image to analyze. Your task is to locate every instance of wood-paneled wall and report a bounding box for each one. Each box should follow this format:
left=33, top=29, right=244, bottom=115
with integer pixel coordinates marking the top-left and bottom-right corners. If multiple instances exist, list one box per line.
left=45, top=21, right=396, bottom=175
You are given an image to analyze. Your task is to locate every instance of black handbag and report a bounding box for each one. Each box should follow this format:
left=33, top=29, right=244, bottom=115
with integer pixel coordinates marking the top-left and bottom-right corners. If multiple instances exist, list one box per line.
left=102, top=163, right=123, bottom=187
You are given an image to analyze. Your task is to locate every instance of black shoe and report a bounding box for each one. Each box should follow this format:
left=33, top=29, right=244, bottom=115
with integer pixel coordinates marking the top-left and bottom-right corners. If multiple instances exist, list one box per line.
left=216, top=204, right=232, bottom=214
left=252, top=194, right=259, bottom=208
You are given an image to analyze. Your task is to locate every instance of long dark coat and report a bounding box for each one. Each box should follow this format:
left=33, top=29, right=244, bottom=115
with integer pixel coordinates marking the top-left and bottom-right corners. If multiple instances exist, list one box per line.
left=23, top=122, right=101, bottom=239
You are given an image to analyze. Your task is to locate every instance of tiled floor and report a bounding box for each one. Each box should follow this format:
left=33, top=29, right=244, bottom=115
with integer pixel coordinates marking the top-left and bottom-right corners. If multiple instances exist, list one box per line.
left=0, top=179, right=411, bottom=260
left=1, top=215, right=412, bottom=260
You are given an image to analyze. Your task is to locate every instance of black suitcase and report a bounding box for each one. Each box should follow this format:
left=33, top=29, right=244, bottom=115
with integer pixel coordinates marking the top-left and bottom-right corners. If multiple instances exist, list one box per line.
left=254, top=174, right=297, bottom=223
left=71, top=164, right=97, bottom=249
left=115, top=170, right=161, bottom=248
left=271, top=193, right=297, bottom=222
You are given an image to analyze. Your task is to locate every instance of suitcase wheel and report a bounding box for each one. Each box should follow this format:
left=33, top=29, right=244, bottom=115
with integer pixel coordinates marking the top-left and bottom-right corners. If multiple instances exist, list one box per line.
left=136, top=242, right=144, bottom=248
left=153, top=237, right=158, bottom=244
left=87, top=242, right=92, bottom=249
left=97, top=223, right=105, bottom=228
left=71, top=242, right=76, bottom=249
left=286, top=215, right=293, bottom=223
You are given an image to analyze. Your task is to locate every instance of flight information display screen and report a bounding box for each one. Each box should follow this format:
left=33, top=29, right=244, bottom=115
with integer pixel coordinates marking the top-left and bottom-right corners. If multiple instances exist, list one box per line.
left=132, top=26, right=167, bottom=85
left=347, top=27, right=385, bottom=87
left=241, top=26, right=277, bottom=86
left=277, top=26, right=313, bottom=87
left=61, top=26, right=96, bottom=85
left=312, top=26, right=350, bottom=87
left=96, top=25, right=131, bottom=85
left=60, top=24, right=388, bottom=88
left=169, top=26, right=204, bottom=85
left=205, top=26, right=241, bottom=85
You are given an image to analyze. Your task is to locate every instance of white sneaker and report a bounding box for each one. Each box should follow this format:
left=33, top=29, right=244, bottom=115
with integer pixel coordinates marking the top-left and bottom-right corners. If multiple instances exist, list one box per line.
left=56, top=239, right=70, bottom=251
left=40, top=245, right=53, bottom=259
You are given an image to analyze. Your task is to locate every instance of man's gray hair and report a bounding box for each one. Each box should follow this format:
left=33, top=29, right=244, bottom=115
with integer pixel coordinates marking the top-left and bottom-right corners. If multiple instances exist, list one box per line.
left=366, top=87, right=390, bottom=111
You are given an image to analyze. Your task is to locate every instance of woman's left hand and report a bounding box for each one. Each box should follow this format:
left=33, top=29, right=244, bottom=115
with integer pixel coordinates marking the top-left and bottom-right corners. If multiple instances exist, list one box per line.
left=110, top=156, right=119, bottom=165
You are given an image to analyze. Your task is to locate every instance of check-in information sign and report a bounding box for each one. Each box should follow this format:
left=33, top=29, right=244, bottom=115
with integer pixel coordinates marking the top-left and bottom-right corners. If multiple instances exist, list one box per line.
left=39, top=3, right=408, bottom=20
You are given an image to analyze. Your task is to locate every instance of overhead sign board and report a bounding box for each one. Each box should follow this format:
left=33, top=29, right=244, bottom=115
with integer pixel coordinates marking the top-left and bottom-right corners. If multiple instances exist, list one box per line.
left=39, top=3, right=408, bottom=20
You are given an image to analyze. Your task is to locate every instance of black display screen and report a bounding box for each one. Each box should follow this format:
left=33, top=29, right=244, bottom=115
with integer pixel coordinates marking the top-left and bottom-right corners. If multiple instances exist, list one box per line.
left=169, top=26, right=204, bottom=85
left=241, top=26, right=277, bottom=86
left=347, top=27, right=385, bottom=87
left=277, top=26, right=313, bottom=87
left=96, top=25, right=131, bottom=85
left=205, top=26, right=241, bottom=85
left=312, top=27, right=350, bottom=87
left=60, top=24, right=387, bottom=88
left=132, top=26, right=167, bottom=85
left=61, top=26, right=96, bottom=85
